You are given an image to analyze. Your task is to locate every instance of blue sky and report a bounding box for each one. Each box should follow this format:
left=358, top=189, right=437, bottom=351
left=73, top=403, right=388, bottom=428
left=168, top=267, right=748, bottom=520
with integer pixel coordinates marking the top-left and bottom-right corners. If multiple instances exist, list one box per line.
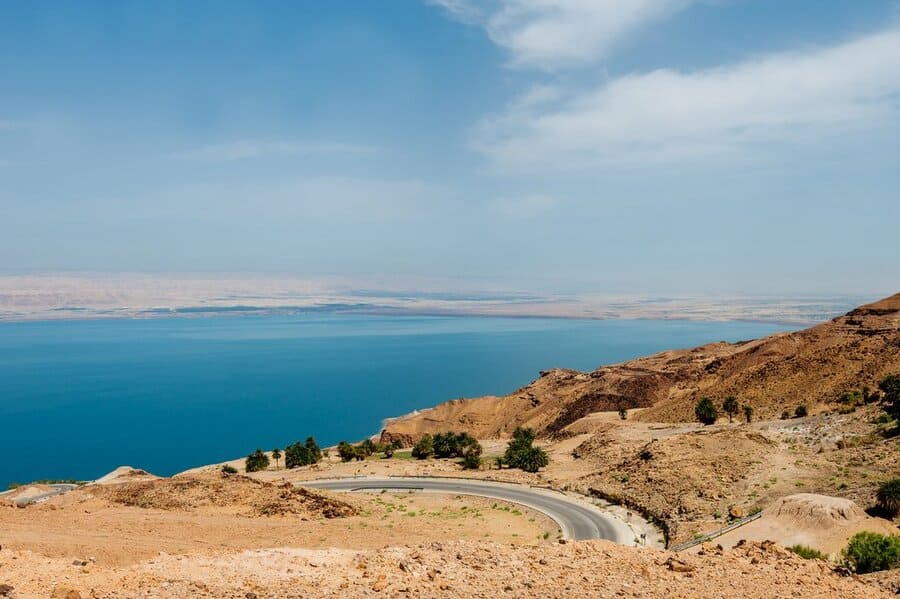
left=1, top=0, right=898, bottom=295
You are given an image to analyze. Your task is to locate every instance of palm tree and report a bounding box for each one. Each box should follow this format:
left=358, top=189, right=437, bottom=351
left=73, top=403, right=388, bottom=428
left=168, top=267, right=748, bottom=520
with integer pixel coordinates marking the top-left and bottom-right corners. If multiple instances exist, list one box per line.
left=722, top=396, right=739, bottom=423
left=272, top=448, right=282, bottom=469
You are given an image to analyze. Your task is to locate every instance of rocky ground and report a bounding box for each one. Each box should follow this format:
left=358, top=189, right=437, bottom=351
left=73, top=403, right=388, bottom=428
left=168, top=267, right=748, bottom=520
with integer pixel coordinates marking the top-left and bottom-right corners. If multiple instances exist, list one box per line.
left=1, top=539, right=895, bottom=598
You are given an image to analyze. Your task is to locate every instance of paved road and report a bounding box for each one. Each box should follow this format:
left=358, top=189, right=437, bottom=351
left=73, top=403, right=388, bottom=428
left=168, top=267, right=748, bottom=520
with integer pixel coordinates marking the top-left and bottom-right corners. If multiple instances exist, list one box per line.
left=302, top=477, right=632, bottom=543
left=1, top=484, right=79, bottom=507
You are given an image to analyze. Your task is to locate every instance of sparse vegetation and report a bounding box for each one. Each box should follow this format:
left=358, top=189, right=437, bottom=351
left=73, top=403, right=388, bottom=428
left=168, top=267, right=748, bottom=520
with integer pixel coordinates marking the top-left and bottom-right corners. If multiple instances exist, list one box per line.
left=694, top=397, right=718, bottom=425
left=462, top=452, right=482, bottom=470
left=880, top=374, right=900, bottom=422
left=743, top=404, right=753, bottom=423
left=722, top=396, right=738, bottom=423
left=794, top=405, right=808, bottom=418
left=433, top=431, right=482, bottom=459
left=842, top=531, right=900, bottom=574
left=221, top=464, right=238, bottom=474
left=271, top=448, right=282, bottom=469
left=876, top=478, right=900, bottom=517
left=285, top=437, right=323, bottom=467
left=789, top=544, right=826, bottom=560
left=411, top=434, right=434, bottom=459
left=618, top=406, right=627, bottom=420
left=244, top=449, right=270, bottom=472
left=337, top=441, right=365, bottom=462
left=503, top=427, right=549, bottom=473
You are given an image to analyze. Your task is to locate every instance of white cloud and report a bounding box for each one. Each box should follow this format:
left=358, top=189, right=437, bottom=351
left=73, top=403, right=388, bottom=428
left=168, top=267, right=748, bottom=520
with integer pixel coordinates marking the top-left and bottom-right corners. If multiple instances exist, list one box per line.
left=430, top=0, right=692, bottom=70
left=174, top=140, right=373, bottom=162
left=473, top=27, right=900, bottom=169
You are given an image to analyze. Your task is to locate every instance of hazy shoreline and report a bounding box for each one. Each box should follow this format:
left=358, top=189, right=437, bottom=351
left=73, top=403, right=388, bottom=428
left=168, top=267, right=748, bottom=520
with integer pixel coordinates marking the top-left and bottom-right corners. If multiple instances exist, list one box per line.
left=0, top=273, right=873, bottom=326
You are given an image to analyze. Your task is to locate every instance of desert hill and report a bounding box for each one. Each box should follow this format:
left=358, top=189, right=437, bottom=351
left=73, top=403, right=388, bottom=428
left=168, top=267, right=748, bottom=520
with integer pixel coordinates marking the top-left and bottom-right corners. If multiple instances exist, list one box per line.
left=382, top=293, right=900, bottom=441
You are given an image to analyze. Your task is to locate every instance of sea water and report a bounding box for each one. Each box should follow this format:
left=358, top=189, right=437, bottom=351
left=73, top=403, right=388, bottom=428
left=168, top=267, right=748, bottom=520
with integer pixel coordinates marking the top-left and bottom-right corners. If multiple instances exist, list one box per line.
left=0, top=314, right=794, bottom=487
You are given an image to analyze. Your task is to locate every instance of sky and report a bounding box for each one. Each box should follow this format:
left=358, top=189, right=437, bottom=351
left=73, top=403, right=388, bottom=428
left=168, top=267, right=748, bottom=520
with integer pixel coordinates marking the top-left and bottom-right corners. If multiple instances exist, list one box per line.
left=1, top=0, right=898, bottom=296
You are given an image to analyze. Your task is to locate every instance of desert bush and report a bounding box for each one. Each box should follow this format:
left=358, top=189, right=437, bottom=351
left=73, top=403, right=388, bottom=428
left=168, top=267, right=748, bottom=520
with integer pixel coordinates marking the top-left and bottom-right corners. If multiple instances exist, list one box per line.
left=359, top=439, right=377, bottom=457
left=285, top=440, right=320, bottom=468
left=618, top=407, right=627, bottom=420
left=789, top=544, right=826, bottom=560
left=794, top=405, right=808, bottom=418
left=221, top=464, right=238, bottom=474
left=694, top=398, right=718, bottom=425
left=504, top=427, right=549, bottom=472
left=780, top=410, right=790, bottom=420
left=876, top=478, right=900, bottom=516
left=461, top=452, right=482, bottom=470
left=337, top=441, right=356, bottom=462
left=880, top=374, right=900, bottom=421
left=508, top=446, right=549, bottom=473
left=245, top=449, right=270, bottom=472
left=842, top=531, right=900, bottom=573
left=743, top=404, right=753, bottom=423
left=411, top=434, right=434, bottom=459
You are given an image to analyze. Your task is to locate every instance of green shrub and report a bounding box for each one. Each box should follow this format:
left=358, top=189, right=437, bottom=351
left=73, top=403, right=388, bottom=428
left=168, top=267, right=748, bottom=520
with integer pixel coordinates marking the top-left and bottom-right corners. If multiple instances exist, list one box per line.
left=794, top=405, right=808, bottom=418
left=780, top=410, right=790, bottom=420
left=876, top=478, right=900, bottom=516
left=842, top=531, right=900, bottom=573
left=503, top=427, right=549, bottom=473
left=337, top=441, right=356, bottom=462
left=245, top=449, right=270, bottom=472
left=432, top=431, right=482, bottom=459
left=411, top=434, right=434, bottom=459
left=304, top=436, right=323, bottom=461
left=221, top=464, right=238, bottom=475
left=284, top=440, right=319, bottom=467
left=359, top=439, right=377, bottom=457
left=461, top=452, right=482, bottom=470
left=880, top=374, right=900, bottom=421
left=789, top=544, right=826, bottom=560
left=694, top=398, right=718, bottom=425
left=509, top=446, right=549, bottom=473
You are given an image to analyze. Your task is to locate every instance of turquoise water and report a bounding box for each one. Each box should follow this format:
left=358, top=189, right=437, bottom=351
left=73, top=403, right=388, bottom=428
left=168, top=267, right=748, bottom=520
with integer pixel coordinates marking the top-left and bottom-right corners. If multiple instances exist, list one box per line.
left=0, top=314, right=794, bottom=487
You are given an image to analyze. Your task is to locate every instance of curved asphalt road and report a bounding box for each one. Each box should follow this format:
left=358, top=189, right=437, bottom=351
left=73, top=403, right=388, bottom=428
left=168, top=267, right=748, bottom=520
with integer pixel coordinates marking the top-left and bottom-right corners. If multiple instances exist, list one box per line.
left=1, top=484, right=79, bottom=507
left=301, top=477, right=631, bottom=543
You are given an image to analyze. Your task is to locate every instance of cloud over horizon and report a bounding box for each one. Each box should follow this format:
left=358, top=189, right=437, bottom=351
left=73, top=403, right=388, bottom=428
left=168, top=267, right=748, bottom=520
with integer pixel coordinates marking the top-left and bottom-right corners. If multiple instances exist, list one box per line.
left=430, top=0, right=694, bottom=70
left=469, top=26, right=900, bottom=169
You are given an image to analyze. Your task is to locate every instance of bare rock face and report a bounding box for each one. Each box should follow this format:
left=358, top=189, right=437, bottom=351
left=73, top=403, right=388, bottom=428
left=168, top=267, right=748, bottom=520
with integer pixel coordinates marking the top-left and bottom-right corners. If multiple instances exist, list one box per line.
left=382, top=293, right=900, bottom=439
left=770, top=494, right=868, bottom=528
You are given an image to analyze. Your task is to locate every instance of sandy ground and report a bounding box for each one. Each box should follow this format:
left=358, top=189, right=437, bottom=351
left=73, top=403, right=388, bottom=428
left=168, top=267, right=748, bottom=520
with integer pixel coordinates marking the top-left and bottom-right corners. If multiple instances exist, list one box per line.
left=0, top=487, right=556, bottom=569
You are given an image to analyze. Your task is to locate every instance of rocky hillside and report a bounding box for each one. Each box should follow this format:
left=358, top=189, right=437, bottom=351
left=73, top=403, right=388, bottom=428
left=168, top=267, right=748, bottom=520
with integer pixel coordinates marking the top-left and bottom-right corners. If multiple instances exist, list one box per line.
left=382, top=293, right=900, bottom=440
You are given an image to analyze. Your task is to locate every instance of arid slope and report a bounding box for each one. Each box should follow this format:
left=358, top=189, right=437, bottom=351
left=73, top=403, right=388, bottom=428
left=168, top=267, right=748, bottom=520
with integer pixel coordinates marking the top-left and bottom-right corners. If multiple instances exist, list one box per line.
left=383, top=293, right=900, bottom=440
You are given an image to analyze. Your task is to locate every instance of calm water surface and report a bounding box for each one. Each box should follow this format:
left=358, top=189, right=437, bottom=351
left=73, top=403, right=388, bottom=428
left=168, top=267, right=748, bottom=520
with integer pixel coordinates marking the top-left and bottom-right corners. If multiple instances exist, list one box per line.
left=0, top=314, right=795, bottom=487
